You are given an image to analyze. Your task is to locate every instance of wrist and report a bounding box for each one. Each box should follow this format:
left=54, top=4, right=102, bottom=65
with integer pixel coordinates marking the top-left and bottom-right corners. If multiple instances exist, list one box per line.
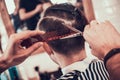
left=2, top=54, right=13, bottom=68
left=104, top=48, right=120, bottom=68
left=34, top=9, right=39, bottom=14
left=102, top=45, right=120, bottom=58
left=0, top=55, right=10, bottom=73
left=102, top=35, right=120, bottom=58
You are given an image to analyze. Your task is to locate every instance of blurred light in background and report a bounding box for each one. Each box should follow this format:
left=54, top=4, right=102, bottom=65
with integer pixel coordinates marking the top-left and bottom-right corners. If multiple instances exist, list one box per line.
left=5, top=0, right=15, bottom=14
left=1, top=0, right=120, bottom=79
left=51, top=0, right=68, bottom=4
left=92, top=0, right=120, bottom=32
left=5, top=0, right=76, bottom=14
left=51, top=0, right=76, bottom=4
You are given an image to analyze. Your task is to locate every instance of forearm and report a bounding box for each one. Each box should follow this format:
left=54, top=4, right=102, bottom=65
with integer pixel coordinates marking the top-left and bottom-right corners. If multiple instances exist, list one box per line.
left=19, top=9, right=39, bottom=21
left=14, top=0, right=20, bottom=8
left=82, top=0, right=95, bottom=22
left=106, top=53, right=120, bottom=80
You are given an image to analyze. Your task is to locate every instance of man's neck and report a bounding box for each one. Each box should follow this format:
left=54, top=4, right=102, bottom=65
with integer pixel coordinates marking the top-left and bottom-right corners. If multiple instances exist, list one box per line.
left=57, top=49, right=86, bottom=68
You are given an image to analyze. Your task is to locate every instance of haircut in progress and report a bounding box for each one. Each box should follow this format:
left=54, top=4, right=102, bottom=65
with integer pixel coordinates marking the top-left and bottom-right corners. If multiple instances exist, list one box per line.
left=37, top=3, right=109, bottom=80
left=38, top=3, right=88, bottom=55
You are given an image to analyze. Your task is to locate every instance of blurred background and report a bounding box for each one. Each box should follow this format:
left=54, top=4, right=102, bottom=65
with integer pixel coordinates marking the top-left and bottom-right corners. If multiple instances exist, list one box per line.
left=0, top=0, right=120, bottom=80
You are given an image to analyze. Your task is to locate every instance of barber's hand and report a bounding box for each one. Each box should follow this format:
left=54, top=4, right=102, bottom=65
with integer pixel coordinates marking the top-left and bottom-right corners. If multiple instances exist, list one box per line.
left=35, top=4, right=43, bottom=13
left=3, top=30, right=44, bottom=67
left=83, top=20, right=120, bottom=59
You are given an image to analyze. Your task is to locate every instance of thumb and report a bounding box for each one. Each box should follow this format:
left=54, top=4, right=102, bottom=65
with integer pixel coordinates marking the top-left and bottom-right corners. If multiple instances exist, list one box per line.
left=83, top=25, right=90, bottom=40
left=24, top=42, right=43, bottom=55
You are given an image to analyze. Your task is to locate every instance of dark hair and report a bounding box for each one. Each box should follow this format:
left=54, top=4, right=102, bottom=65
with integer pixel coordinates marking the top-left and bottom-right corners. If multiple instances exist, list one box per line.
left=77, top=0, right=82, bottom=2
left=38, top=3, right=88, bottom=55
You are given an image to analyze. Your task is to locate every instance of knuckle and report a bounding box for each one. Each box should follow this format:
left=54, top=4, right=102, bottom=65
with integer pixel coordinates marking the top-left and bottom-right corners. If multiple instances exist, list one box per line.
left=24, top=30, right=31, bottom=34
left=10, top=34, right=16, bottom=39
left=9, top=34, right=17, bottom=42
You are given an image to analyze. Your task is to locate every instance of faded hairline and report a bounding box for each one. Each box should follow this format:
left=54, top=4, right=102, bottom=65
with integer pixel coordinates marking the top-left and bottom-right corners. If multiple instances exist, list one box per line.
left=37, top=16, right=75, bottom=30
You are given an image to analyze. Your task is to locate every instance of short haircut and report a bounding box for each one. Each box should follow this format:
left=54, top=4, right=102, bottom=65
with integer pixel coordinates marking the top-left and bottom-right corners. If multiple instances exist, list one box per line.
left=38, top=3, right=88, bottom=55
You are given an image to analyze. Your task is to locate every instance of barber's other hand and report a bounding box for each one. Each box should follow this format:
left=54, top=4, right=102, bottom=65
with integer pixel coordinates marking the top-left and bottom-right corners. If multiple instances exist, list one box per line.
left=83, top=20, right=120, bottom=59
left=3, top=30, right=44, bottom=67
left=35, top=4, right=43, bottom=13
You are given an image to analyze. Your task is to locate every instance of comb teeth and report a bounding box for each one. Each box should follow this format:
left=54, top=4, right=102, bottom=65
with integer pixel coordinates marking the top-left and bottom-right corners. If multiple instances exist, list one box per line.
left=60, top=32, right=83, bottom=39
left=21, top=30, right=76, bottom=48
left=45, top=31, right=75, bottom=41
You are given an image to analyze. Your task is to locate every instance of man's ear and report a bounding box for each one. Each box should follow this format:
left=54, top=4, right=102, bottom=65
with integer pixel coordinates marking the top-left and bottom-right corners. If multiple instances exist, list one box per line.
left=43, top=42, right=53, bottom=55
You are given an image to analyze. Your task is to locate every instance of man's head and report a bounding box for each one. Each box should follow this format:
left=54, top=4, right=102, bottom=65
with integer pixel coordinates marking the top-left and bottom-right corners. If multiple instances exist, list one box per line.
left=38, top=3, right=88, bottom=61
